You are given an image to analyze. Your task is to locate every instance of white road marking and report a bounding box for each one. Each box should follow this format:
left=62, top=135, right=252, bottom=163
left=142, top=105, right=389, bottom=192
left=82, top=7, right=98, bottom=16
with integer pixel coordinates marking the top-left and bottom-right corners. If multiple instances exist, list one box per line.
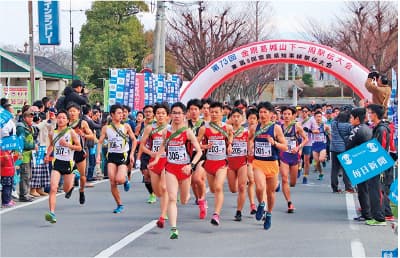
left=351, top=239, right=366, bottom=258
left=94, top=220, right=157, bottom=258
left=346, top=193, right=366, bottom=257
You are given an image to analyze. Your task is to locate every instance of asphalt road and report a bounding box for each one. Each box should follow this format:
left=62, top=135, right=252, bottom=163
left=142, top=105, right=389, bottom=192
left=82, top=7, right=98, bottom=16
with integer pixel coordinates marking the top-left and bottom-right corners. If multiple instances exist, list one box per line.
left=1, top=164, right=397, bottom=257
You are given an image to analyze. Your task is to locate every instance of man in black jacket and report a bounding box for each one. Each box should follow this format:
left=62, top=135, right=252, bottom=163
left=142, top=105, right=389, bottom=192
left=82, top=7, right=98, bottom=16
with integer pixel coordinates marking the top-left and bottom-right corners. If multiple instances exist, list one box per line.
left=365, top=104, right=391, bottom=225
left=63, top=80, right=89, bottom=109
left=346, top=108, right=373, bottom=222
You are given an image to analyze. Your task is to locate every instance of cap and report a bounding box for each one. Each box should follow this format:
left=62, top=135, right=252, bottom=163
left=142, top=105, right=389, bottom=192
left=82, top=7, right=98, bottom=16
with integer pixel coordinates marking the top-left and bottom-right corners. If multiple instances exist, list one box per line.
left=71, top=80, right=85, bottom=88
left=23, top=110, right=34, bottom=117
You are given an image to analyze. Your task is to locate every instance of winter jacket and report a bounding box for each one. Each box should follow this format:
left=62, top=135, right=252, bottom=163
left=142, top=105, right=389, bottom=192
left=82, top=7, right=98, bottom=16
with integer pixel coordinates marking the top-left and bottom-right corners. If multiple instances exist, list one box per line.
left=63, top=86, right=89, bottom=108
left=0, top=150, right=18, bottom=176
left=346, top=123, right=373, bottom=150
left=330, top=120, right=352, bottom=152
left=372, top=120, right=390, bottom=151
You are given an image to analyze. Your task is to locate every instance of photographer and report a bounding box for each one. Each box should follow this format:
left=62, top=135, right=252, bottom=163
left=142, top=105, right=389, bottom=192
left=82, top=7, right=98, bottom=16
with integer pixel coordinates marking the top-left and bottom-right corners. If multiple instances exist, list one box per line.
left=62, top=80, right=89, bottom=110
left=365, top=67, right=391, bottom=118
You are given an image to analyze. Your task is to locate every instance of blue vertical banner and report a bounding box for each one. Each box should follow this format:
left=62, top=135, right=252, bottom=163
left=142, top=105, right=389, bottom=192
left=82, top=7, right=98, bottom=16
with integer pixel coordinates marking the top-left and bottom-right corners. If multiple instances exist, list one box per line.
left=156, top=74, right=164, bottom=103
left=38, top=1, right=60, bottom=45
left=108, top=69, right=118, bottom=106
left=388, top=68, right=398, bottom=147
left=144, top=72, right=151, bottom=106
left=123, top=70, right=131, bottom=106
left=116, top=69, right=126, bottom=104
left=128, top=69, right=136, bottom=109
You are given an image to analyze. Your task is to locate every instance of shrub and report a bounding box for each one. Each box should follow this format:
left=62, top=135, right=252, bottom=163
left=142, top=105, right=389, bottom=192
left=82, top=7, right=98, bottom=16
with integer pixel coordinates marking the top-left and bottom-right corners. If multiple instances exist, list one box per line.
left=302, top=73, right=313, bottom=87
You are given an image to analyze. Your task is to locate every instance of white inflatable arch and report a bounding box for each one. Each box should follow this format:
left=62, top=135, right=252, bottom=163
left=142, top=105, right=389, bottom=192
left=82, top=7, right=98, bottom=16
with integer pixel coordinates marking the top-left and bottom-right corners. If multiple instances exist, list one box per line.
left=180, top=39, right=371, bottom=103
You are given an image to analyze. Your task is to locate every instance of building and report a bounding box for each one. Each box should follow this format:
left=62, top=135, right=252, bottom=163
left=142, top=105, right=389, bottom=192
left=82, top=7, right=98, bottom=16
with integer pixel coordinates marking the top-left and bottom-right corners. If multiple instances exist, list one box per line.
left=0, top=48, right=74, bottom=110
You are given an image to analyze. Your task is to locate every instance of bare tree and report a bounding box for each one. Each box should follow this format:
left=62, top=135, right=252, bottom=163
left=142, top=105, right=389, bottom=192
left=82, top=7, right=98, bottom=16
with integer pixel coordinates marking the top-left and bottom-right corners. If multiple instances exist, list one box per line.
left=303, top=1, right=397, bottom=76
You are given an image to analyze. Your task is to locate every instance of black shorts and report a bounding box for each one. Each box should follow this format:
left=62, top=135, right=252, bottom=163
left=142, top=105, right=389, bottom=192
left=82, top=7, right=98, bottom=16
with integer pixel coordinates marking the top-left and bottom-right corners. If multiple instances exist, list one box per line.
left=53, top=159, right=73, bottom=175
left=140, top=153, right=150, bottom=171
left=107, top=153, right=128, bottom=166
left=74, top=150, right=86, bottom=163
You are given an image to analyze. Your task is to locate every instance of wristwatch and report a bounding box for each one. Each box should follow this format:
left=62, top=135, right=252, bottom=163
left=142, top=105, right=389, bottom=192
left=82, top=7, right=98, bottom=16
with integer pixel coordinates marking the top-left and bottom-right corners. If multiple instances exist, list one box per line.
left=191, top=162, right=197, bottom=171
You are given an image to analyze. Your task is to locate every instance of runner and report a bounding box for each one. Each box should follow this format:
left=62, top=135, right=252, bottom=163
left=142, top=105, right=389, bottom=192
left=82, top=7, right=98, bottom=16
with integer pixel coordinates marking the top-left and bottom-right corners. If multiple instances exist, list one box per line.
left=140, top=103, right=169, bottom=228
left=246, top=108, right=258, bottom=215
left=201, top=98, right=212, bottom=122
left=135, top=105, right=156, bottom=204
left=297, top=106, right=317, bottom=184
left=227, top=108, right=249, bottom=221
left=148, top=102, right=202, bottom=239
left=96, top=104, right=137, bottom=213
left=122, top=105, right=136, bottom=181
left=67, top=103, right=95, bottom=205
left=186, top=98, right=207, bottom=219
left=197, top=101, right=233, bottom=226
left=248, top=101, right=287, bottom=230
left=44, top=110, right=82, bottom=223
left=279, top=106, right=308, bottom=213
left=311, top=111, right=331, bottom=180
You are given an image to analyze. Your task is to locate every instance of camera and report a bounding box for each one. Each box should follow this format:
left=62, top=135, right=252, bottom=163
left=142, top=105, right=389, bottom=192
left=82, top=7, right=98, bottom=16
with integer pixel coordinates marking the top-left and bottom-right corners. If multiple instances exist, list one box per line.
left=368, top=65, right=380, bottom=79
left=33, top=112, right=41, bottom=122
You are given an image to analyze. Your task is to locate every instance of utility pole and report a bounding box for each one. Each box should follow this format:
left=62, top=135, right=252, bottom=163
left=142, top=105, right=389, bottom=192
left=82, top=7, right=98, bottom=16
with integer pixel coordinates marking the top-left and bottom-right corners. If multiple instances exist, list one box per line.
left=153, top=1, right=166, bottom=74
left=28, top=1, right=35, bottom=104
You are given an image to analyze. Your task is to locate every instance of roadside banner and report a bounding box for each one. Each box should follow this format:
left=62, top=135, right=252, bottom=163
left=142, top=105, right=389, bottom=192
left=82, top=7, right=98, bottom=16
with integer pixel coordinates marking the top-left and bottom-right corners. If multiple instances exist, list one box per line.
left=38, top=1, right=60, bottom=45
left=0, top=135, right=24, bottom=152
left=0, top=106, right=13, bottom=128
left=338, top=139, right=395, bottom=185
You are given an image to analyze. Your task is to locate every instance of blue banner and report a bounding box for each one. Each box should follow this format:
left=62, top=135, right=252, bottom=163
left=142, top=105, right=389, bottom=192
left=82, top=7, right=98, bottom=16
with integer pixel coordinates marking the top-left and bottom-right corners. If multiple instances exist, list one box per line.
left=338, top=139, right=395, bottom=185
left=38, top=1, right=60, bottom=45
left=0, top=135, right=24, bottom=152
left=0, top=106, right=13, bottom=128
left=389, top=179, right=398, bottom=205
left=32, top=145, right=46, bottom=166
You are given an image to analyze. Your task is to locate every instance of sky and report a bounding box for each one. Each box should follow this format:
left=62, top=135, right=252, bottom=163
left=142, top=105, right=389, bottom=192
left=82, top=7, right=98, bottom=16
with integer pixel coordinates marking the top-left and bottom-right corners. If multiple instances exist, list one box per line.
left=0, top=0, right=352, bottom=51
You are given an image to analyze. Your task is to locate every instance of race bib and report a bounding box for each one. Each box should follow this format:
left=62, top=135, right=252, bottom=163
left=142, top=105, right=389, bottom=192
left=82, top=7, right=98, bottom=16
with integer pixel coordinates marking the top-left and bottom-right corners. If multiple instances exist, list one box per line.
left=167, top=145, right=189, bottom=164
left=286, top=137, right=297, bottom=152
left=55, top=146, right=71, bottom=158
left=254, top=141, right=272, bottom=158
left=109, top=137, right=124, bottom=152
left=208, top=139, right=226, bottom=155
left=314, top=133, right=326, bottom=143
left=230, top=141, right=247, bottom=157
left=152, top=139, right=162, bottom=153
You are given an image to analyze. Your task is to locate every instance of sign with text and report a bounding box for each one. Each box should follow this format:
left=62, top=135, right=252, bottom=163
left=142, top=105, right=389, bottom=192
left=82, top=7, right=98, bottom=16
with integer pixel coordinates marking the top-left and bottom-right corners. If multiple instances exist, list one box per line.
left=338, top=139, right=394, bottom=186
left=389, top=179, right=398, bottom=205
left=0, top=135, right=24, bottom=152
left=38, top=1, right=60, bottom=45
left=180, top=40, right=370, bottom=103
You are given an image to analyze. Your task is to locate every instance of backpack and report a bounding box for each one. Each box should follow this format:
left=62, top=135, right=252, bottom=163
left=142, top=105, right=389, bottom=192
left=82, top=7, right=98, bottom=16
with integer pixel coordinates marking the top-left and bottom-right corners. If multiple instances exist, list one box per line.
left=55, top=96, right=66, bottom=112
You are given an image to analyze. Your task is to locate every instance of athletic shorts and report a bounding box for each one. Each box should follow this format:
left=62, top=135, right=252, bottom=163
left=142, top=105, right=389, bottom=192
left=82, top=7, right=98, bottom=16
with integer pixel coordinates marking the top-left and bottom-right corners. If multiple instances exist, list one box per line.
left=53, top=159, right=73, bottom=175
left=165, top=163, right=191, bottom=181
left=107, top=152, right=128, bottom=166
left=203, top=159, right=227, bottom=175
left=302, top=146, right=312, bottom=155
left=148, top=157, right=167, bottom=175
left=252, top=159, right=279, bottom=178
left=227, top=156, right=247, bottom=171
left=140, top=153, right=151, bottom=171
left=248, top=156, right=255, bottom=164
left=279, top=152, right=300, bottom=166
left=74, top=150, right=86, bottom=163
left=312, top=143, right=326, bottom=153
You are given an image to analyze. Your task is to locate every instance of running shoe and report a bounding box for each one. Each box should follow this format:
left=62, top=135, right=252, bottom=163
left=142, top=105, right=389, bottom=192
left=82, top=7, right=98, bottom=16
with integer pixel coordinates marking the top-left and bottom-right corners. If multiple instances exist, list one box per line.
left=288, top=203, right=295, bottom=213
left=255, top=202, right=265, bottom=221
left=124, top=177, right=131, bottom=192
left=198, top=199, right=207, bottom=219
left=211, top=213, right=220, bottom=226
left=275, top=183, right=280, bottom=192
left=147, top=193, right=157, bottom=204
left=45, top=211, right=57, bottom=224
left=2, top=200, right=16, bottom=208
left=250, top=204, right=257, bottom=215
left=169, top=228, right=179, bottom=239
left=365, top=219, right=387, bottom=226
left=65, top=187, right=74, bottom=199
left=332, top=189, right=343, bottom=194
left=234, top=210, right=242, bottom=221
left=73, top=169, right=80, bottom=180
left=79, top=192, right=85, bottom=205
left=264, top=212, right=272, bottom=230
left=113, top=204, right=124, bottom=213
left=353, top=216, right=369, bottom=222
left=302, top=176, right=308, bottom=184
left=156, top=216, right=165, bottom=228
left=385, top=216, right=395, bottom=222
left=317, top=174, right=324, bottom=180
